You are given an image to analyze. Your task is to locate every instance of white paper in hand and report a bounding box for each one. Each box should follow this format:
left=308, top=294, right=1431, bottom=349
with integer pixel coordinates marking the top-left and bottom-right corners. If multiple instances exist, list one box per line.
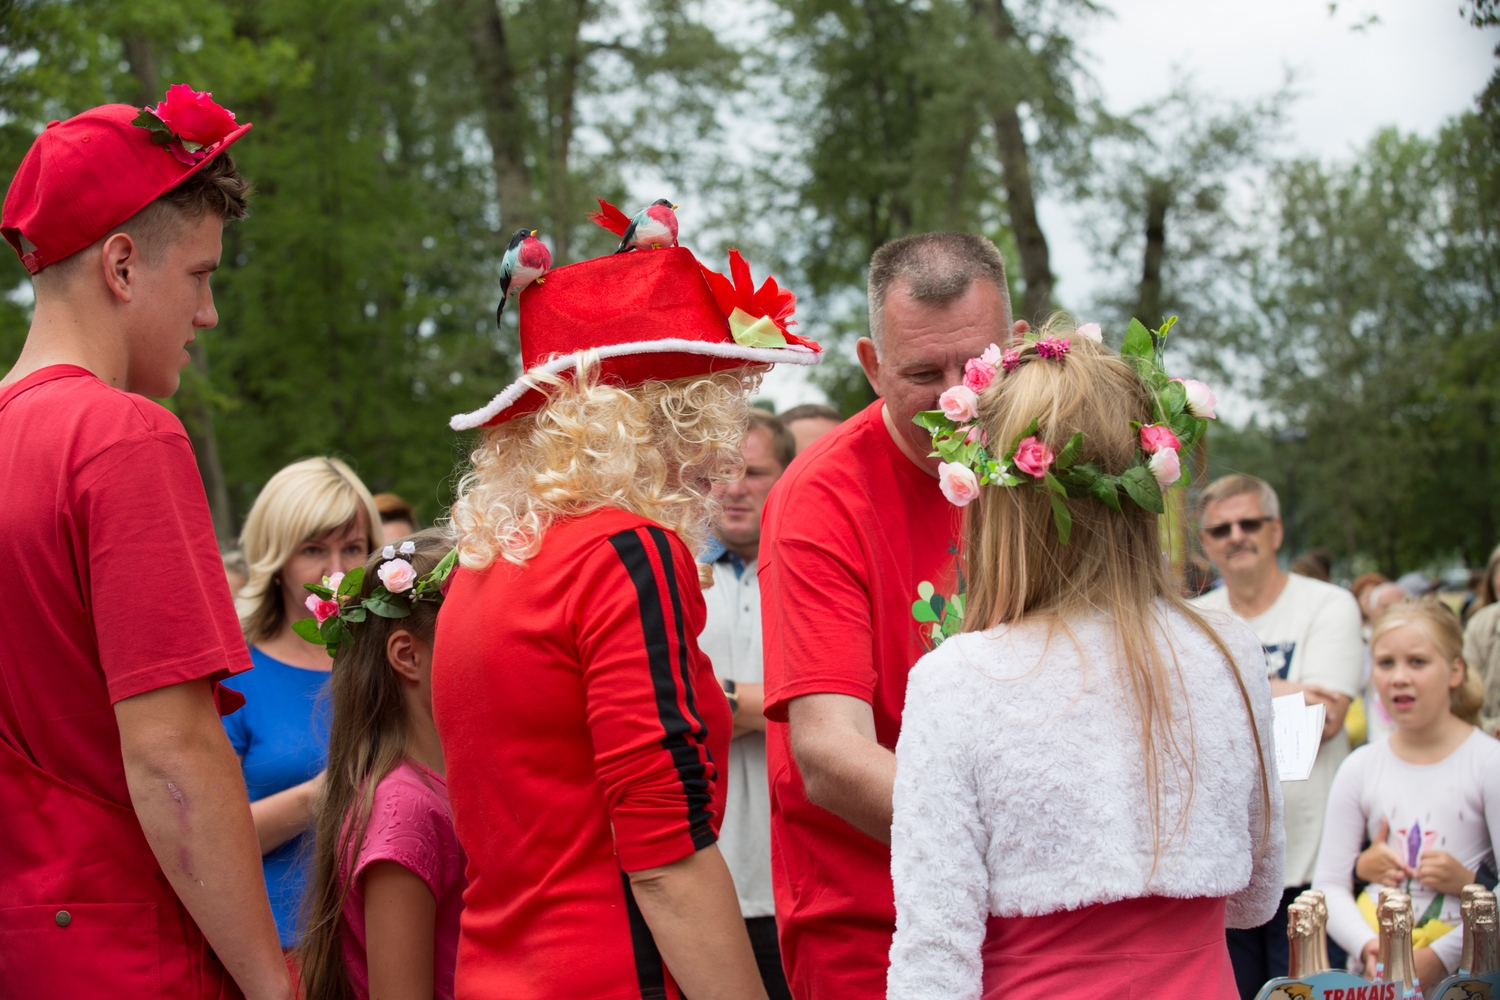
left=1272, top=691, right=1326, bottom=782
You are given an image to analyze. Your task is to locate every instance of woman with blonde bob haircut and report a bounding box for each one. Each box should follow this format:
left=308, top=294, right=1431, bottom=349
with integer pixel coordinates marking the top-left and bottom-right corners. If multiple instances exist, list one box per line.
left=222, top=455, right=383, bottom=950
left=434, top=242, right=821, bottom=1000
left=888, top=327, right=1283, bottom=1000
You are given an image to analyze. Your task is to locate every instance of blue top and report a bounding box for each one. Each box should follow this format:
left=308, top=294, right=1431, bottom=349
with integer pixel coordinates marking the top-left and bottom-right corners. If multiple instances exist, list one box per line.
left=221, top=647, right=332, bottom=947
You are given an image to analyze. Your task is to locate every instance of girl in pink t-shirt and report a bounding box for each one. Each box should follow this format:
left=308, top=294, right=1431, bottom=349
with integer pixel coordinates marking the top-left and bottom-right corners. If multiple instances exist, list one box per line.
left=297, top=531, right=467, bottom=1000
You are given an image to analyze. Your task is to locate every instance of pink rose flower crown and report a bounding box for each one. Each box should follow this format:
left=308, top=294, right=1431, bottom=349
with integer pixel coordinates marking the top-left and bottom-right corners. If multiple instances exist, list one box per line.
left=290, top=541, right=460, bottom=657
left=913, top=317, right=1215, bottom=544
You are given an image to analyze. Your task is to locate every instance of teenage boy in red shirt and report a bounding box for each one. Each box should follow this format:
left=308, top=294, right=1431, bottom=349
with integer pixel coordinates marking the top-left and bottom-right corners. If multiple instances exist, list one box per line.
left=0, top=91, right=291, bottom=1000
left=760, top=233, right=1019, bottom=1000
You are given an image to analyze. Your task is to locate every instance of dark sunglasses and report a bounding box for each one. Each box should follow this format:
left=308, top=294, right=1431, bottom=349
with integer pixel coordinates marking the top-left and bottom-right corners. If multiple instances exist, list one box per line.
left=1203, top=517, right=1273, bottom=540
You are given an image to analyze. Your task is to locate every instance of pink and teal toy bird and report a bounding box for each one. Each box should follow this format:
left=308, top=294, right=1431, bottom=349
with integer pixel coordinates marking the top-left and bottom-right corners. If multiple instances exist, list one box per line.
left=588, top=197, right=679, bottom=253
left=496, top=228, right=551, bottom=323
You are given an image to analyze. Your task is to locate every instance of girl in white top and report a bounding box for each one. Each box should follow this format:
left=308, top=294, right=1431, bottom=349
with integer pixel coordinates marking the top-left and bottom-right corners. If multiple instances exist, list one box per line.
left=1313, top=597, right=1500, bottom=985
left=887, top=330, right=1284, bottom=1000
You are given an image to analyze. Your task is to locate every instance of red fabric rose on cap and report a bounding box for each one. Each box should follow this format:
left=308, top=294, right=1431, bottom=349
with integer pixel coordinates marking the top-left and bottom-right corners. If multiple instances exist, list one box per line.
left=134, top=85, right=239, bottom=165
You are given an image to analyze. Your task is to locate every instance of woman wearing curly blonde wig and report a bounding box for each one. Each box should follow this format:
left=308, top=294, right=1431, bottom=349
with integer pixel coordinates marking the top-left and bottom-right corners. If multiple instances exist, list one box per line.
left=222, top=455, right=382, bottom=950
left=434, top=243, right=819, bottom=1000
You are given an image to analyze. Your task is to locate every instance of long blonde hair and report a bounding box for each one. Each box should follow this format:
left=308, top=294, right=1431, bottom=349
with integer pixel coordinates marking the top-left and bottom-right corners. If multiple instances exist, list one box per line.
left=449, top=354, right=757, bottom=570
left=963, top=324, right=1272, bottom=858
left=1370, top=597, right=1483, bottom=725
left=237, top=457, right=382, bottom=643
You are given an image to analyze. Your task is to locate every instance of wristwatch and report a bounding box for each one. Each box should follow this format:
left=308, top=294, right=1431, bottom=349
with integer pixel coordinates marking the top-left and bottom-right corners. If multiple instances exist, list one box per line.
left=722, top=678, right=739, bottom=716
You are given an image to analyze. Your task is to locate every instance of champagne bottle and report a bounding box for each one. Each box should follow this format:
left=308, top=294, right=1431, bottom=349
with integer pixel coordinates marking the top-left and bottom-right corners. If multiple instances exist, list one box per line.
left=1459, top=883, right=1485, bottom=974
left=1295, top=889, right=1332, bottom=973
left=1376, top=890, right=1420, bottom=997
left=1287, top=902, right=1319, bottom=978
left=1466, top=888, right=1499, bottom=977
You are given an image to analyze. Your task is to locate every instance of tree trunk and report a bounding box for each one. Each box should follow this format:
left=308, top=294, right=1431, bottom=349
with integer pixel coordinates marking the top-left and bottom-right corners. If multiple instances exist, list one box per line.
left=123, top=32, right=236, bottom=547
left=467, top=0, right=533, bottom=231
left=1136, top=181, right=1170, bottom=325
left=975, top=0, right=1053, bottom=323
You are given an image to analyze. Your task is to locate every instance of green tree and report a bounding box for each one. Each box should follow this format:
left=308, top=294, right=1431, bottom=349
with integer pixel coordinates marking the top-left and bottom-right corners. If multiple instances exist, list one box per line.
left=1220, top=116, right=1500, bottom=573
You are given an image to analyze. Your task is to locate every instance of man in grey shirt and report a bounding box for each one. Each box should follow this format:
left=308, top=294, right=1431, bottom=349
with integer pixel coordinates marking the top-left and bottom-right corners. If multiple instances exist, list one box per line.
left=700, top=409, right=796, bottom=1000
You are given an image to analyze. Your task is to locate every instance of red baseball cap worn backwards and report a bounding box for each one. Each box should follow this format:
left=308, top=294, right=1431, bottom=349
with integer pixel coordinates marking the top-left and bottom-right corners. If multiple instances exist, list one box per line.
left=450, top=228, right=822, bottom=431
left=2, top=84, right=251, bottom=275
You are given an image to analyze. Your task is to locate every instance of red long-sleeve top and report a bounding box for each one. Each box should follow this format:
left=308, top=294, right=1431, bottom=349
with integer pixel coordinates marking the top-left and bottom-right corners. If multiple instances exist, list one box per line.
left=433, top=507, right=731, bottom=1000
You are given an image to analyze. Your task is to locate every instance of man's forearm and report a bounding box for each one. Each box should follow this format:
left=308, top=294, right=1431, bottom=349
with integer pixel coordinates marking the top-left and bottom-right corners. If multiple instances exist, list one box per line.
left=628, top=846, right=768, bottom=1000
left=788, top=693, right=896, bottom=844
left=731, top=682, right=767, bottom=738
left=118, top=683, right=291, bottom=1000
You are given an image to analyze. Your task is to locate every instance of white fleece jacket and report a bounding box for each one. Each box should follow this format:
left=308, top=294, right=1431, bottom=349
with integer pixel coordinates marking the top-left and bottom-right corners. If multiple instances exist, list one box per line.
left=888, top=603, right=1285, bottom=1000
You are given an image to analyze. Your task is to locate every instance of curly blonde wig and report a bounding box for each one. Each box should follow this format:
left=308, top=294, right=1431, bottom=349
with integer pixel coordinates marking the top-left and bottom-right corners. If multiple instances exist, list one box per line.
left=450, top=353, right=759, bottom=570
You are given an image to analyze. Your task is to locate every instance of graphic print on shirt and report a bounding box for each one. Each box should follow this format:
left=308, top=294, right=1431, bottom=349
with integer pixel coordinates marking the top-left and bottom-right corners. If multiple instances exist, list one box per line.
left=910, top=542, right=966, bottom=650
left=1263, top=642, right=1297, bottom=680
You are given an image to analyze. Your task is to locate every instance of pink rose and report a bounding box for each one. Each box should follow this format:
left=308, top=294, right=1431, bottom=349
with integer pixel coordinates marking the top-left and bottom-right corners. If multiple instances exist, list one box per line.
left=938, top=385, right=979, bottom=422
left=1149, top=448, right=1182, bottom=486
left=978, top=343, right=1003, bottom=366
left=153, top=84, right=238, bottom=147
left=938, top=462, right=981, bottom=507
left=1173, top=378, right=1218, bottom=419
left=1076, top=323, right=1102, bottom=343
left=378, top=557, right=418, bottom=594
left=1138, top=423, right=1181, bottom=454
left=962, top=357, right=997, bottom=393
left=1012, top=436, right=1055, bottom=478
left=964, top=425, right=987, bottom=445
left=305, top=594, right=340, bottom=623
left=324, top=571, right=345, bottom=592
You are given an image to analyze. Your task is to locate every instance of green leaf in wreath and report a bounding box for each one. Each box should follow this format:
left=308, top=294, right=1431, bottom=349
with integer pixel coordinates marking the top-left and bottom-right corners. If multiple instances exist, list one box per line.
left=1122, top=318, right=1153, bottom=358
left=319, top=616, right=348, bottom=647
left=302, top=582, right=334, bottom=599
left=337, top=567, right=365, bottom=597
left=342, top=604, right=368, bottom=623
left=1049, top=493, right=1073, bottom=545
left=291, top=618, right=325, bottom=644
left=1042, top=471, right=1067, bottom=497
left=912, top=599, right=940, bottom=624
left=1088, top=475, right=1122, bottom=511
left=363, top=592, right=413, bottom=619
left=1161, top=379, right=1187, bottom=417
left=1121, top=465, right=1165, bottom=514
left=1055, top=431, right=1084, bottom=470
left=912, top=410, right=952, bottom=434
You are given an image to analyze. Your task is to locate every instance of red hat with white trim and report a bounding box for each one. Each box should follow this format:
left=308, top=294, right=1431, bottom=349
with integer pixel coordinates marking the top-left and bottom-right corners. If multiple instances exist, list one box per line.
left=449, top=243, right=821, bottom=430
left=2, top=85, right=251, bottom=275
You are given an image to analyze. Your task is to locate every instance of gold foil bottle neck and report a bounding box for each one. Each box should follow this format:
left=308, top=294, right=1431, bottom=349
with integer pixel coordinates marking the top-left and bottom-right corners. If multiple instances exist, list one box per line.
left=1376, top=890, right=1419, bottom=993
left=1466, top=888, right=1499, bottom=976
left=1295, top=889, right=1332, bottom=973
left=1286, top=902, right=1320, bottom=978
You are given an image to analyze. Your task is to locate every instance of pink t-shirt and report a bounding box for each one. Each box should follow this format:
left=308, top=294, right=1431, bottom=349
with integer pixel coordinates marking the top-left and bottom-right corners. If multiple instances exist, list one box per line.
left=341, top=759, right=466, bottom=1000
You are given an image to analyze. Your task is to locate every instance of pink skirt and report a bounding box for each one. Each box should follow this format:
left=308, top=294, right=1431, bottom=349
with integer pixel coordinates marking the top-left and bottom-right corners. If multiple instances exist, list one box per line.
left=981, top=895, right=1237, bottom=1000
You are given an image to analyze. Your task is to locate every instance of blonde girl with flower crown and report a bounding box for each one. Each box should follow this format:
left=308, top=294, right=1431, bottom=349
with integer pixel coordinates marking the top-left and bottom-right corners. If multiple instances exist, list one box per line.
left=1312, top=598, right=1500, bottom=988
left=886, top=325, right=1283, bottom=1000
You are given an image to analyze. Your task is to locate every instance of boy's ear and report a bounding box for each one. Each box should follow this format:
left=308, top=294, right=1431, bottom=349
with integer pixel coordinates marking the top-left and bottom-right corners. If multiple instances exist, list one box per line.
left=386, top=629, right=422, bottom=683
left=100, top=232, right=138, bottom=303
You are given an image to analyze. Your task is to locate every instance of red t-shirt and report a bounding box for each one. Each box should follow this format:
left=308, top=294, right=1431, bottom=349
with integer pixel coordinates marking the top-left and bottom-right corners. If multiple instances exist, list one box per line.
left=432, top=507, right=732, bottom=1000
left=760, top=400, right=961, bottom=1000
left=0, top=365, right=250, bottom=807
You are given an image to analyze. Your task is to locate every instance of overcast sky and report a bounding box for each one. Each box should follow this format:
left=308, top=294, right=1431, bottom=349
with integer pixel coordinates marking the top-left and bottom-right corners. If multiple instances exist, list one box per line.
left=759, top=0, right=1498, bottom=409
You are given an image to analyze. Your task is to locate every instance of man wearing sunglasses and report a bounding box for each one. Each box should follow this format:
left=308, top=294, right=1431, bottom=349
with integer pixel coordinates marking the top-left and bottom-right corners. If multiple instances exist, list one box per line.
left=1192, top=474, right=1363, bottom=999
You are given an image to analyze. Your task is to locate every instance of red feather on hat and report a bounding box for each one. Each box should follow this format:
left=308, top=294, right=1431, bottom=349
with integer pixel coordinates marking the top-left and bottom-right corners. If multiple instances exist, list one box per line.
left=700, top=250, right=820, bottom=352
left=587, top=198, right=633, bottom=237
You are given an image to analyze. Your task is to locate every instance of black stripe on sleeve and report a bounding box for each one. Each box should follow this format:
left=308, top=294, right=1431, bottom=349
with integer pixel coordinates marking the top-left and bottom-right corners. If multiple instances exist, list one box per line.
left=609, top=528, right=716, bottom=849
left=620, top=868, right=669, bottom=1000
left=646, top=525, right=708, bottom=739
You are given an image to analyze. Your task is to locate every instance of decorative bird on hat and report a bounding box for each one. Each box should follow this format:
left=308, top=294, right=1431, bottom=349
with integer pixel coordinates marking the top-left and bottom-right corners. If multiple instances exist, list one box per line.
left=587, top=197, right=679, bottom=253
left=496, top=228, right=551, bottom=323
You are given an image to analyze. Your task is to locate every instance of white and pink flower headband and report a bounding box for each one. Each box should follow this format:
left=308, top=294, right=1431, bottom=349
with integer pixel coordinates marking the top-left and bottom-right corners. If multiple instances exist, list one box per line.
left=293, top=541, right=459, bottom=657
left=914, top=318, right=1217, bottom=543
